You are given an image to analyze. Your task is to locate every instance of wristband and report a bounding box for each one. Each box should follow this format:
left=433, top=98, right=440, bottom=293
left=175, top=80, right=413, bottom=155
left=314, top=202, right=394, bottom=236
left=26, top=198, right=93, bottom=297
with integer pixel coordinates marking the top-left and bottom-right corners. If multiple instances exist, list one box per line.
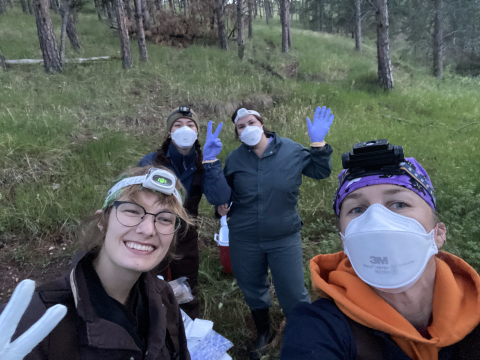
left=310, top=141, right=326, bottom=148
left=202, top=159, right=219, bottom=164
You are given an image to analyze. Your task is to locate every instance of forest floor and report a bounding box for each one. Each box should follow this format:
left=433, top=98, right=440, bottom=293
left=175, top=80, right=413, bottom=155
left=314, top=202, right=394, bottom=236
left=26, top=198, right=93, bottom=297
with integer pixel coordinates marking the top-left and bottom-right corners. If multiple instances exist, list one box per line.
left=1, top=6, right=480, bottom=359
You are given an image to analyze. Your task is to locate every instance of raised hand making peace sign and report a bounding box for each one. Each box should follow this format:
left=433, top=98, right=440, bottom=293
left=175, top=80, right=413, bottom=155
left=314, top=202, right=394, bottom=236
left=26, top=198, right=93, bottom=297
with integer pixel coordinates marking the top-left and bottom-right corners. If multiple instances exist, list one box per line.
left=203, top=121, right=224, bottom=161
left=0, top=280, right=67, bottom=360
left=307, top=106, right=335, bottom=143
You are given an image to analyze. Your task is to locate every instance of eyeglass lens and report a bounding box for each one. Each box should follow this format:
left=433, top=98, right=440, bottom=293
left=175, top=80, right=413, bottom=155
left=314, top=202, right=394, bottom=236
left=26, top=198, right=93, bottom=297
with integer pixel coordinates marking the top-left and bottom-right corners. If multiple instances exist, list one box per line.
left=116, top=202, right=181, bottom=235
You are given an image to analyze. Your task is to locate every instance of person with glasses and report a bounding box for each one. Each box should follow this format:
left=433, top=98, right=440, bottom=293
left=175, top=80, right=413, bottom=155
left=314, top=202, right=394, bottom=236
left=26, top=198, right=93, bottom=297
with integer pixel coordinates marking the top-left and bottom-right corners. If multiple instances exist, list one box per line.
left=0, top=166, right=192, bottom=360
left=138, top=106, right=230, bottom=319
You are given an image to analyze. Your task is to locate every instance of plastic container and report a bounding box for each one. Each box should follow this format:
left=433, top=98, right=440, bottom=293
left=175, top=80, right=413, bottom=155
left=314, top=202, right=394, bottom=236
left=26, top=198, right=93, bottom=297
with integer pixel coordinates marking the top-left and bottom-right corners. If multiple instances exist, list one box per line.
left=214, top=216, right=233, bottom=274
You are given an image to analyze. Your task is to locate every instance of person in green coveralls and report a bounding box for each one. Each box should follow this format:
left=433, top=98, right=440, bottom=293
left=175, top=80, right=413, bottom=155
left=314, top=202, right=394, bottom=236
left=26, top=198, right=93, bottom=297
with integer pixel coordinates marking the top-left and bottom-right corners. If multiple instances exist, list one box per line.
left=217, top=106, right=334, bottom=359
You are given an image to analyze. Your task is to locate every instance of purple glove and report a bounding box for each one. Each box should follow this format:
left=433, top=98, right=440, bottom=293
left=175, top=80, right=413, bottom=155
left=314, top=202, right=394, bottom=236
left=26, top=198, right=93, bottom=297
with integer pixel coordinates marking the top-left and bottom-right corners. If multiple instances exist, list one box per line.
left=307, top=106, right=334, bottom=143
left=203, top=121, right=223, bottom=161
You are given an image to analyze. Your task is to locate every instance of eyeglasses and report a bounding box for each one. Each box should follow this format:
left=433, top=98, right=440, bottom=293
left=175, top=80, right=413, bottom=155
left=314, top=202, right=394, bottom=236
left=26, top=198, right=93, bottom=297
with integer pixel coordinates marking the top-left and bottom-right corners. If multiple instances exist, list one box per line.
left=113, top=201, right=182, bottom=235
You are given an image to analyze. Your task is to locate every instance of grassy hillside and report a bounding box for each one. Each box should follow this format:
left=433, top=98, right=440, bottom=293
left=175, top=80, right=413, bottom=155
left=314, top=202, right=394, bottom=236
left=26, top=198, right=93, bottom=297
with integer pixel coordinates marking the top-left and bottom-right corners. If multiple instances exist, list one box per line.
left=1, top=6, right=480, bottom=359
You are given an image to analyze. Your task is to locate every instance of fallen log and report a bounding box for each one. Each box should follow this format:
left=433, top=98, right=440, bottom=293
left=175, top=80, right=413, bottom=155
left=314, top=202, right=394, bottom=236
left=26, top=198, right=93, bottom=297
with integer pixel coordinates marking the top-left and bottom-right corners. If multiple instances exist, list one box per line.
left=5, top=56, right=119, bottom=65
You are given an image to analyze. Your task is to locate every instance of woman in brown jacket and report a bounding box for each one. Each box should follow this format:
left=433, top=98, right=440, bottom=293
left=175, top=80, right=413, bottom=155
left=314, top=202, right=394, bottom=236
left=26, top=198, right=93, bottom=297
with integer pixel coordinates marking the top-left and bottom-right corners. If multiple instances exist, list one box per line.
left=0, top=166, right=192, bottom=360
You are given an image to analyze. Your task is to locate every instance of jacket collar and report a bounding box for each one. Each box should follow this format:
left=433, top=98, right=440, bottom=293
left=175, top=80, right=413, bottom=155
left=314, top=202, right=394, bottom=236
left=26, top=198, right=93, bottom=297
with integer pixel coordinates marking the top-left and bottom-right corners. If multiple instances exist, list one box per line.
left=241, top=132, right=282, bottom=159
left=68, top=253, right=170, bottom=355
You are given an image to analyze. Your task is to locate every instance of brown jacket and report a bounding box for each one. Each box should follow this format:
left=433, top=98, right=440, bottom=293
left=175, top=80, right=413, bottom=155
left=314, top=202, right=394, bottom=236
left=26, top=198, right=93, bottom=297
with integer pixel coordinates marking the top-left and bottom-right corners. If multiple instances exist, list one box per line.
left=1, top=254, right=190, bottom=360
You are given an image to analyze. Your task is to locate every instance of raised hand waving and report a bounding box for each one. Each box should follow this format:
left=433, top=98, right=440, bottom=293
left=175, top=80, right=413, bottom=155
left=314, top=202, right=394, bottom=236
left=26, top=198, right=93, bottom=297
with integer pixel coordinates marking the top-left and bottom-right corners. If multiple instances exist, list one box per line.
left=306, top=106, right=335, bottom=143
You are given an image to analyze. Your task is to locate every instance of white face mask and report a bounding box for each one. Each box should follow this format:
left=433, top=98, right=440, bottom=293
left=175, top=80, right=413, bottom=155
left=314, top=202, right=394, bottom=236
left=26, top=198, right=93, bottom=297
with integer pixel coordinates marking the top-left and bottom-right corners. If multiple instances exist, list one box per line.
left=239, top=126, right=263, bottom=146
left=171, top=126, right=197, bottom=149
left=341, top=204, right=438, bottom=294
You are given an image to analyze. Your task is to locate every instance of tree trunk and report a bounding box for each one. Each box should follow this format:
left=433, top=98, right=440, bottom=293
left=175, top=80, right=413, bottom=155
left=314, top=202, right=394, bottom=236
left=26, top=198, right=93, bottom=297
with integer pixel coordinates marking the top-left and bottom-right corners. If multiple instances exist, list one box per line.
left=237, top=0, right=244, bottom=59
left=93, top=0, right=102, bottom=20
left=50, top=0, right=58, bottom=13
left=115, top=0, right=133, bottom=68
left=0, top=0, right=6, bottom=13
left=27, top=0, right=34, bottom=14
left=286, top=0, right=291, bottom=48
left=320, top=0, right=324, bottom=31
left=248, top=0, right=253, bottom=39
left=433, top=0, right=443, bottom=78
left=264, top=0, right=269, bottom=24
left=355, top=0, right=362, bottom=51
left=168, top=0, right=173, bottom=12
left=34, top=0, right=62, bottom=73
left=375, top=0, right=393, bottom=89
left=59, top=1, right=69, bottom=65
left=20, top=0, right=28, bottom=13
left=124, top=0, right=134, bottom=21
left=280, top=0, right=288, bottom=52
left=0, top=51, right=7, bottom=71
left=141, top=0, right=150, bottom=29
left=66, top=12, right=82, bottom=50
left=135, top=0, right=148, bottom=61
left=105, top=0, right=113, bottom=21
left=215, top=0, right=228, bottom=50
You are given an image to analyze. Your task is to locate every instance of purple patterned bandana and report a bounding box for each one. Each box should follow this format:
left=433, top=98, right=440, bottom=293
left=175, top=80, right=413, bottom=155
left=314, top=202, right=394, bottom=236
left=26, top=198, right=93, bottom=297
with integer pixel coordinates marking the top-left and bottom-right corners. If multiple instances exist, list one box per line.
left=333, top=157, right=436, bottom=216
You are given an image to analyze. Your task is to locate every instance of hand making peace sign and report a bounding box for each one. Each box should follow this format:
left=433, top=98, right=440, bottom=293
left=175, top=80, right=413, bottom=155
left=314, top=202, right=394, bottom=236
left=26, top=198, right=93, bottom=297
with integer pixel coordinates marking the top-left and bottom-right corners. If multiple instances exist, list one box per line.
left=203, top=121, right=224, bottom=161
left=0, top=280, right=67, bottom=360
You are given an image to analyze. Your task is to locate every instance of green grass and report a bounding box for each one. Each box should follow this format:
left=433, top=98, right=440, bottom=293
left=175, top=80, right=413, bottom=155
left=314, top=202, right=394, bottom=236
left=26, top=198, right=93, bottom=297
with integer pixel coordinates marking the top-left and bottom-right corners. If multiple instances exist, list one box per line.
left=1, top=6, right=480, bottom=359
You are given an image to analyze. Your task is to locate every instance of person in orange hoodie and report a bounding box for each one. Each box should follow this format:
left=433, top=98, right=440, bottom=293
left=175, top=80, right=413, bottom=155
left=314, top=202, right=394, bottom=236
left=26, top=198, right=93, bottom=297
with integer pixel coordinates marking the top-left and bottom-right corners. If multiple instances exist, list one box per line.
left=280, top=140, right=480, bottom=360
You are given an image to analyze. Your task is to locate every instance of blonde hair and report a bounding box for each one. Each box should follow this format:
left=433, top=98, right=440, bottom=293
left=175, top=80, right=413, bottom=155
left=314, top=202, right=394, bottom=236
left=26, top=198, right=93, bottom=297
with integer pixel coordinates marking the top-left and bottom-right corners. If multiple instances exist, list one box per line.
left=77, top=166, right=192, bottom=260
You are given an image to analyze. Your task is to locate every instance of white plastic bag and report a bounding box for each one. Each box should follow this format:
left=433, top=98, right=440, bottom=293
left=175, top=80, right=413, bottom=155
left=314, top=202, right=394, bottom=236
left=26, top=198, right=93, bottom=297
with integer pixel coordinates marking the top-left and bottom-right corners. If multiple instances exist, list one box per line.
left=181, top=310, right=233, bottom=360
left=167, top=277, right=194, bottom=304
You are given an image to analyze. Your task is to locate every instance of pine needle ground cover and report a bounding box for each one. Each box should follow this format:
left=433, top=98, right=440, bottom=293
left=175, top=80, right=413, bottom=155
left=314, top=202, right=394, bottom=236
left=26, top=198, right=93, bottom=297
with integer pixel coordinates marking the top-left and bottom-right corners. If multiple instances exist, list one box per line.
left=1, top=8, right=480, bottom=359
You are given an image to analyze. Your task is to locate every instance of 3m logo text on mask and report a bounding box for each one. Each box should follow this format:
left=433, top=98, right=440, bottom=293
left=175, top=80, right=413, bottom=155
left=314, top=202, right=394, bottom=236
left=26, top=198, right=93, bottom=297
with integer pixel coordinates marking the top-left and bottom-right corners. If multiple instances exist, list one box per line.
left=370, top=256, right=388, bottom=265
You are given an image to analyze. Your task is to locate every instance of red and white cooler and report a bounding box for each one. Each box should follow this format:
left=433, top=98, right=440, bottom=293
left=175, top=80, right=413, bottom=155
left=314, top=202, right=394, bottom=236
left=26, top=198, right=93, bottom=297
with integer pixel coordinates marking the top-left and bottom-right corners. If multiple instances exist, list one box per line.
left=214, top=215, right=233, bottom=274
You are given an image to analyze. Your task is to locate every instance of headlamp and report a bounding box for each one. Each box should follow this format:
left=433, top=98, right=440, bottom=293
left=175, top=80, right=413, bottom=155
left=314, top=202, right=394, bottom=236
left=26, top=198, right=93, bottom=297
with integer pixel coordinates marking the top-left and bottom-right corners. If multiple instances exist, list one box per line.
left=334, top=139, right=436, bottom=212
left=103, top=168, right=183, bottom=209
left=178, top=106, right=192, bottom=116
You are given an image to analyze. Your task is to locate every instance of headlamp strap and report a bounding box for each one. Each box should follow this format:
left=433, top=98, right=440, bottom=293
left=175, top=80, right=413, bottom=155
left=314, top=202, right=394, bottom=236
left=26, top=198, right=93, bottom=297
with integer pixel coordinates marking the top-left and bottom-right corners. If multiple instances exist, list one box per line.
left=334, top=162, right=436, bottom=209
left=234, top=108, right=261, bottom=124
left=103, top=173, right=183, bottom=209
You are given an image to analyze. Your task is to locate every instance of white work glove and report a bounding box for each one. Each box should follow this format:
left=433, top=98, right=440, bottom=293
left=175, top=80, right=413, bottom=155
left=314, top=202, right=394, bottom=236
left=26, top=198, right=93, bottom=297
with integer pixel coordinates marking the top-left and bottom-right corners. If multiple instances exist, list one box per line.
left=0, top=280, right=67, bottom=360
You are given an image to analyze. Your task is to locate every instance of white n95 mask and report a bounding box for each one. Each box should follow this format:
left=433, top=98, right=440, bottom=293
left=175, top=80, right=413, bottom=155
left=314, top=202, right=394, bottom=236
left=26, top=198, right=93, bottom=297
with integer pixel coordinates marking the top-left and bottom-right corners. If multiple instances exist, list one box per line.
left=341, top=204, right=438, bottom=294
left=239, top=126, right=263, bottom=146
left=171, top=126, right=198, bottom=149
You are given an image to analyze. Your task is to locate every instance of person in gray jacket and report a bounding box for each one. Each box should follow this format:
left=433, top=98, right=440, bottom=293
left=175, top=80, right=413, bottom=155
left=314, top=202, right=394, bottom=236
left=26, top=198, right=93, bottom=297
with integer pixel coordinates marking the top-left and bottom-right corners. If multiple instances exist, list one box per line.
left=217, top=106, right=334, bottom=359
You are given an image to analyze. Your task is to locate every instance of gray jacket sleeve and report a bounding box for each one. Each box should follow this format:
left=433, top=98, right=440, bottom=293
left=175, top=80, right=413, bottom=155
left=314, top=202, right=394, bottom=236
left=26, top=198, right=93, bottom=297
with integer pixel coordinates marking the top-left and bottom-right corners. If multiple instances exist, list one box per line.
left=202, top=160, right=231, bottom=206
left=301, top=143, right=333, bottom=180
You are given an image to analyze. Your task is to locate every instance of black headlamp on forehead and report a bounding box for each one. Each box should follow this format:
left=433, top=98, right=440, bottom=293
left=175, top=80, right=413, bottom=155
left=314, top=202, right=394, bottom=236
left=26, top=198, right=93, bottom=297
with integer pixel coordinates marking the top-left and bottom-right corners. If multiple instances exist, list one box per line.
left=334, top=139, right=436, bottom=209
left=178, top=106, right=192, bottom=116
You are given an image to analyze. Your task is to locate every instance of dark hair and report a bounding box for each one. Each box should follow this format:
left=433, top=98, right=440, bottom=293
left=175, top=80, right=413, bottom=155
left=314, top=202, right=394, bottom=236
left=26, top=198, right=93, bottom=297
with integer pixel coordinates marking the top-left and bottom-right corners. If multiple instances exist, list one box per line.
left=231, top=106, right=272, bottom=139
left=154, top=137, right=204, bottom=173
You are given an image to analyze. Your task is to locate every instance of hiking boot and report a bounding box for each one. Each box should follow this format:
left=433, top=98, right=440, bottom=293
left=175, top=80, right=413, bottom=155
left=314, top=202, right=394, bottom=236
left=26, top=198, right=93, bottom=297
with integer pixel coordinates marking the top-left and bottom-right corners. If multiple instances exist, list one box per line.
left=250, top=308, right=274, bottom=360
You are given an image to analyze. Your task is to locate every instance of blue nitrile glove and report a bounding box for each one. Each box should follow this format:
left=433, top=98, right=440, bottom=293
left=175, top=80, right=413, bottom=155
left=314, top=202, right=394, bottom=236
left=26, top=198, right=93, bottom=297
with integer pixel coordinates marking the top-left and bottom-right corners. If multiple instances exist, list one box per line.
left=203, top=121, right=223, bottom=161
left=306, top=106, right=334, bottom=143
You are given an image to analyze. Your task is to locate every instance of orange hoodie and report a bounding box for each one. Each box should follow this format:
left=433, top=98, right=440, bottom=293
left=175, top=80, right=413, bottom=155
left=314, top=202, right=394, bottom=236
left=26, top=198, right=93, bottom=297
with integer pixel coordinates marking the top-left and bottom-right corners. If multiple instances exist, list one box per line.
left=310, top=251, right=480, bottom=360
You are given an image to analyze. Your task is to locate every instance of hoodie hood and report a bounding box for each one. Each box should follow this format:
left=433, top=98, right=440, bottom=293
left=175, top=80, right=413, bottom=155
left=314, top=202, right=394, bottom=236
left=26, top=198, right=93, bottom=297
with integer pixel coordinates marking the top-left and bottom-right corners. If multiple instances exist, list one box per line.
left=310, top=251, right=480, bottom=360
